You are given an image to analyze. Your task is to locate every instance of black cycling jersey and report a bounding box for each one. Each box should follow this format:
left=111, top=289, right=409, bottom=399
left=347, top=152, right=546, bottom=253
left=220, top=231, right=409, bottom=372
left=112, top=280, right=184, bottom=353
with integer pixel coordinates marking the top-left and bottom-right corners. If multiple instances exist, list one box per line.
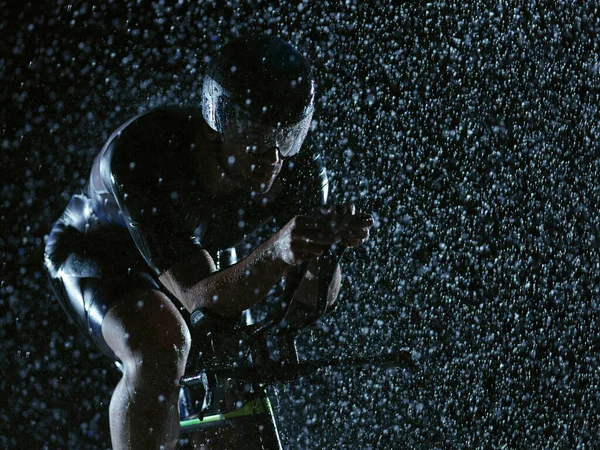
left=45, top=107, right=328, bottom=447
left=44, top=106, right=328, bottom=359
left=86, top=106, right=328, bottom=276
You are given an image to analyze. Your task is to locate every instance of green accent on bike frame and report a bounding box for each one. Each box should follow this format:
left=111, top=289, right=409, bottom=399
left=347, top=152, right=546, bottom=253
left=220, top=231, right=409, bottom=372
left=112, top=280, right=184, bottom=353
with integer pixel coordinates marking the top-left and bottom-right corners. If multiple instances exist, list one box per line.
left=180, top=397, right=273, bottom=429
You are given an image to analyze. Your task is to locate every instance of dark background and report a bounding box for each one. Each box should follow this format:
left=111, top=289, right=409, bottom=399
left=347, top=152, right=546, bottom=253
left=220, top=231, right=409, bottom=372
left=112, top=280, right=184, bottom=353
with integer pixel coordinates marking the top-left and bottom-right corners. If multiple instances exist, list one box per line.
left=2, top=1, right=600, bottom=448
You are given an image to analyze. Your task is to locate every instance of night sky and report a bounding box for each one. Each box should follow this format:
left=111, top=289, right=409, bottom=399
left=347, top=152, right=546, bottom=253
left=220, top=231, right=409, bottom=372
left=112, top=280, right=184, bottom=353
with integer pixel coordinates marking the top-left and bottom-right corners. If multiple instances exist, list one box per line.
left=2, top=1, right=600, bottom=448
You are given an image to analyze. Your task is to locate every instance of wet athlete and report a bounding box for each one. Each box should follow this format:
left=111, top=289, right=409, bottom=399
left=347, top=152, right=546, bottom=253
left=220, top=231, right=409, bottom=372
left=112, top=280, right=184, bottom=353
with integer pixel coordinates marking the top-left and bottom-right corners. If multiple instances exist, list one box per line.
left=44, top=35, right=373, bottom=449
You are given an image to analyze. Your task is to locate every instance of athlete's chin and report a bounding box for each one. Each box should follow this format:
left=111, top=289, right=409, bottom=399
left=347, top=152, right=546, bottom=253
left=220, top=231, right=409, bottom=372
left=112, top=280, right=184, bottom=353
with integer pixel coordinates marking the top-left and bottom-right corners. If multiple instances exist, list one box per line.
left=250, top=173, right=277, bottom=193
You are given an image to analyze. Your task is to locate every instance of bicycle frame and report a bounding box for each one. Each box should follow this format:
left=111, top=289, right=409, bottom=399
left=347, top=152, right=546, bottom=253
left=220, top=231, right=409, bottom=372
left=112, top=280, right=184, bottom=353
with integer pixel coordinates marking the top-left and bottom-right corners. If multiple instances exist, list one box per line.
left=177, top=246, right=415, bottom=447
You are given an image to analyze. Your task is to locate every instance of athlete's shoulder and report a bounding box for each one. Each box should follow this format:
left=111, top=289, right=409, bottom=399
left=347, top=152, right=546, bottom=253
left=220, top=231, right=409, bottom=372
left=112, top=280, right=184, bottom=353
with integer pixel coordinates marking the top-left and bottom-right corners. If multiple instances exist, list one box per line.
left=114, top=106, right=203, bottom=149
left=106, top=106, right=202, bottom=173
left=96, top=106, right=205, bottom=216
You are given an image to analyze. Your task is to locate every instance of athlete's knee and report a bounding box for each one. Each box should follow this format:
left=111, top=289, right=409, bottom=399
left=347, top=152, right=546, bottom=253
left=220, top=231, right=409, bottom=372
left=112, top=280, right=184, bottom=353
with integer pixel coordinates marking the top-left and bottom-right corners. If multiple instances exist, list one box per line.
left=122, top=334, right=190, bottom=390
left=121, top=333, right=190, bottom=396
left=103, top=289, right=191, bottom=388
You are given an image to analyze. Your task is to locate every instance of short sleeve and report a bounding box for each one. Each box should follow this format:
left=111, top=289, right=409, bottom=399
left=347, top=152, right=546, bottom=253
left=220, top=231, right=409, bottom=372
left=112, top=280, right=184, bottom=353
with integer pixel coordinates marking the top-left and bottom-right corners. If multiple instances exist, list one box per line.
left=103, top=112, right=204, bottom=276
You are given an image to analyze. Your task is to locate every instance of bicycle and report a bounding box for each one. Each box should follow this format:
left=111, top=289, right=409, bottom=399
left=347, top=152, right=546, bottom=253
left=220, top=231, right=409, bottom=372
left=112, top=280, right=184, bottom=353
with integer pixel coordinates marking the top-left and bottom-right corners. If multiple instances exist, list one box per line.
left=176, top=246, right=415, bottom=449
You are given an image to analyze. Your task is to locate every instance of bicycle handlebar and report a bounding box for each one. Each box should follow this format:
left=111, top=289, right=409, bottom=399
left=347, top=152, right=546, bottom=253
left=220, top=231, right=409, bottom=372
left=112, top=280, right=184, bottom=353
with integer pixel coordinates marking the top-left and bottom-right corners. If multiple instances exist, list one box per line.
left=182, top=245, right=415, bottom=417
left=181, top=349, right=415, bottom=387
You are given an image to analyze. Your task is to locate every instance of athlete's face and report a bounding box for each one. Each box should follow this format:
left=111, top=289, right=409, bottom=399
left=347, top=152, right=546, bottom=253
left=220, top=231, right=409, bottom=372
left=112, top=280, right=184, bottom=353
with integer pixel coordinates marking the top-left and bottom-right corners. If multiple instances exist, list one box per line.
left=219, top=128, right=284, bottom=194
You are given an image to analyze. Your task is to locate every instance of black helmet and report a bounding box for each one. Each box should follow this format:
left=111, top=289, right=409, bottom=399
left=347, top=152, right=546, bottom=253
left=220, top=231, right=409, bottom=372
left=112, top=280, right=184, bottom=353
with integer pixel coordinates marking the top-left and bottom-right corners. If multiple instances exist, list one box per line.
left=202, top=35, right=315, bottom=157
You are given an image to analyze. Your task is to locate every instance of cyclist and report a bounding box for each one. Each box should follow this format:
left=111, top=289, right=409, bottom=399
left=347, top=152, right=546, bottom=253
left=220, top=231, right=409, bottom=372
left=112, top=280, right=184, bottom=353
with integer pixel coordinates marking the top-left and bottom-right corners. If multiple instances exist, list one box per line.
left=44, top=35, right=373, bottom=449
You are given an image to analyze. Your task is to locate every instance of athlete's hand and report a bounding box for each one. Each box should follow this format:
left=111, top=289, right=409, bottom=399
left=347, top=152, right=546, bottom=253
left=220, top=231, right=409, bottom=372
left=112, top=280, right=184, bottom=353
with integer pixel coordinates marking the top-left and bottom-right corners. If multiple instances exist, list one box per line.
left=275, top=204, right=373, bottom=265
left=276, top=213, right=343, bottom=266
left=322, top=203, right=374, bottom=248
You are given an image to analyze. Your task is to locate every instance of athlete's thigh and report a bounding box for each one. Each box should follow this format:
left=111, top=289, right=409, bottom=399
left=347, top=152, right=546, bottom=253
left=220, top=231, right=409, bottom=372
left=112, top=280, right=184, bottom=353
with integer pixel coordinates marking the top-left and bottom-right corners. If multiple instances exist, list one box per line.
left=101, top=287, right=191, bottom=369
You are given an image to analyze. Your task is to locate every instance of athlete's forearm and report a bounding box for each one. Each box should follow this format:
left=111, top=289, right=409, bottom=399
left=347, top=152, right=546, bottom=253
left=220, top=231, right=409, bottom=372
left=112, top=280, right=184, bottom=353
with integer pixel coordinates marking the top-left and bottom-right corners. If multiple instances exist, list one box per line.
left=184, top=233, right=290, bottom=318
